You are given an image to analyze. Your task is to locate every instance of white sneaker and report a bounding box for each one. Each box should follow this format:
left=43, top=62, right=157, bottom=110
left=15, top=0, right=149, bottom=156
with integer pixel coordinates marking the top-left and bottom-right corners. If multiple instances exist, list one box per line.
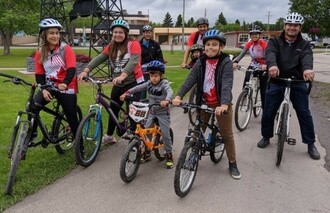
left=102, top=134, right=117, bottom=145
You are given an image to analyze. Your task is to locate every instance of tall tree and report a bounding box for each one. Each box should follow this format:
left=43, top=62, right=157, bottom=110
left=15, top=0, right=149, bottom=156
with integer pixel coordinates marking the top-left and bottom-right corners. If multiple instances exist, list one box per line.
left=0, top=0, right=40, bottom=55
left=235, top=19, right=240, bottom=25
left=162, top=12, right=174, bottom=27
left=187, top=17, right=195, bottom=27
left=175, top=14, right=183, bottom=27
left=215, top=12, right=227, bottom=26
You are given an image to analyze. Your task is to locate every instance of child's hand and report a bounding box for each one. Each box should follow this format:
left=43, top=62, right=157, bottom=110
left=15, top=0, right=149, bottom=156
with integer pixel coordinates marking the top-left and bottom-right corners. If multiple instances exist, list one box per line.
left=119, top=93, right=126, bottom=102
left=160, top=100, right=170, bottom=107
left=215, top=105, right=228, bottom=116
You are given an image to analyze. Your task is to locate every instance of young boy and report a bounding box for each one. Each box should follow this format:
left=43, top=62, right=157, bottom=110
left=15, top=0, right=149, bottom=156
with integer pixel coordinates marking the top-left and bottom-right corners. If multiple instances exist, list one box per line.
left=188, top=44, right=204, bottom=68
left=172, top=29, right=241, bottom=179
left=120, top=60, right=174, bottom=169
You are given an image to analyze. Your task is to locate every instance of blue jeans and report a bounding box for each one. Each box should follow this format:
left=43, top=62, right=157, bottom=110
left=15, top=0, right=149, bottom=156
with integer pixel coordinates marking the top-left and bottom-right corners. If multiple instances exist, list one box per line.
left=261, top=82, right=315, bottom=144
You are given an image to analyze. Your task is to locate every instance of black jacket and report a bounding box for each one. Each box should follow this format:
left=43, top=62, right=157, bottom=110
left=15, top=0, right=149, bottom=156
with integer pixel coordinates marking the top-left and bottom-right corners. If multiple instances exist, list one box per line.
left=177, top=53, right=233, bottom=106
left=140, top=39, right=164, bottom=64
left=266, top=31, right=313, bottom=80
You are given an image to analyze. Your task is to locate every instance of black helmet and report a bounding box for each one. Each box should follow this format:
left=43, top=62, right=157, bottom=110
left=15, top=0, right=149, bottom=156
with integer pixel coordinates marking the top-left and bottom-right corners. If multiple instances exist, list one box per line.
left=196, top=17, right=209, bottom=26
left=249, top=25, right=262, bottom=34
left=203, top=29, right=226, bottom=45
left=190, top=44, right=204, bottom=53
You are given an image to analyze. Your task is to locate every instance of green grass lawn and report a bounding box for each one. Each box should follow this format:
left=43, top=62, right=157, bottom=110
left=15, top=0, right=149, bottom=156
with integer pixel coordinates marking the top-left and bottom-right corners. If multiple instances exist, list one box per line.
left=0, top=48, right=240, bottom=211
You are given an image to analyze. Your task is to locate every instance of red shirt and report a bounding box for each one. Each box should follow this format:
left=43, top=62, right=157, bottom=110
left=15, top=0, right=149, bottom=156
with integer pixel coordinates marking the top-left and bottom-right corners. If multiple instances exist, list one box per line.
left=203, top=59, right=219, bottom=105
left=187, top=31, right=204, bottom=47
left=35, top=44, right=78, bottom=94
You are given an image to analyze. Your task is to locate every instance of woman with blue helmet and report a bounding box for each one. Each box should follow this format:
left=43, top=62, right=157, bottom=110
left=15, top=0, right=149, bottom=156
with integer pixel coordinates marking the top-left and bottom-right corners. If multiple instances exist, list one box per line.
left=78, top=19, right=144, bottom=145
left=120, top=60, right=174, bottom=168
left=173, top=29, right=242, bottom=179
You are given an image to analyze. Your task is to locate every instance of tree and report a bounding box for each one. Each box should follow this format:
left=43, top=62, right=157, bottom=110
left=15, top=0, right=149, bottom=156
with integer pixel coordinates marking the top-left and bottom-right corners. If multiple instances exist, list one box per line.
left=215, top=12, right=227, bottom=26
left=175, top=14, right=183, bottom=27
left=216, top=23, right=240, bottom=32
left=162, top=12, right=174, bottom=27
left=0, top=0, right=40, bottom=55
left=235, top=19, right=240, bottom=25
left=187, top=17, right=195, bottom=27
left=289, top=0, right=330, bottom=37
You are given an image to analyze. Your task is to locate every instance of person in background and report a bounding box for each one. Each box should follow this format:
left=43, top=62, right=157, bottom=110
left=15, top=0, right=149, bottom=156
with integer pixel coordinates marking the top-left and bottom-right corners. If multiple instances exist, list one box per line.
left=31, top=18, right=79, bottom=142
left=120, top=60, right=174, bottom=169
left=233, top=25, right=268, bottom=108
left=181, top=17, right=209, bottom=68
left=78, top=19, right=144, bottom=145
left=188, top=44, right=204, bottom=68
left=173, top=29, right=241, bottom=179
left=140, top=25, right=164, bottom=99
left=257, top=12, right=320, bottom=160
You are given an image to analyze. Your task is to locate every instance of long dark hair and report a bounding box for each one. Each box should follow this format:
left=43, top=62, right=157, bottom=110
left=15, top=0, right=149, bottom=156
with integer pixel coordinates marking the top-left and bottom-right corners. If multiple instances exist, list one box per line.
left=38, top=29, right=61, bottom=63
left=107, top=28, right=131, bottom=62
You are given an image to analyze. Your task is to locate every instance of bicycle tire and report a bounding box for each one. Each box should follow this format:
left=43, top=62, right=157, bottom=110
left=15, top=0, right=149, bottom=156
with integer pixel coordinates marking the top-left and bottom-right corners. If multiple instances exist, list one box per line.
left=188, top=85, right=197, bottom=126
left=276, top=103, right=289, bottom=166
left=75, top=111, right=103, bottom=167
left=154, top=128, right=174, bottom=161
left=253, top=86, right=262, bottom=117
left=210, top=134, right=225, bottom=163
left=54, top=105, right=83, bottom=154
left=5, top=123, right=29, bottom=195
left=174, top=140, right=199, bottom=198
left=234, top=89, right=252, bottom=131
left=119, top=136, right=142, bottom=183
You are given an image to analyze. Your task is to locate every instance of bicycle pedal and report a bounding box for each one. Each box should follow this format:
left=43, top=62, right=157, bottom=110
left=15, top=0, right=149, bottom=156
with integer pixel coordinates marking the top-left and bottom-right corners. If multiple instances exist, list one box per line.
left=287, top=138, right=296, bottom=145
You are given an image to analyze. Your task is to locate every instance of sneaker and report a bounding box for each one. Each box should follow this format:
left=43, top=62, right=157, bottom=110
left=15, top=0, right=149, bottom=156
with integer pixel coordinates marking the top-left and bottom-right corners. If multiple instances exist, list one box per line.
left=164, top=153, right=174, bottom=169
left=102, top=134, right=116, bottom=145
left=257, top=137, right=270, bottom=148
left=140, top=150, right=152, bottom=164
left=229, top=161, right=241, bottom=180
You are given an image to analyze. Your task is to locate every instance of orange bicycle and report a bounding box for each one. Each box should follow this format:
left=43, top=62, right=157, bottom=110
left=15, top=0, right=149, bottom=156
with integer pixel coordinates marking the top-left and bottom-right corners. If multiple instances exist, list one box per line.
left=119, top=101, right=173, bottom=183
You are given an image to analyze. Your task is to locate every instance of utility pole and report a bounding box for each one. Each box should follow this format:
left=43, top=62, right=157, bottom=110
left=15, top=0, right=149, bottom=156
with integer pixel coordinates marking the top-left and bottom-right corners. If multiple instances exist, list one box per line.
left=266, top=11, right=272, bottom=31
left=204, top=8, right=207, bottom=17
left=182, top=0, right=185, bottom=51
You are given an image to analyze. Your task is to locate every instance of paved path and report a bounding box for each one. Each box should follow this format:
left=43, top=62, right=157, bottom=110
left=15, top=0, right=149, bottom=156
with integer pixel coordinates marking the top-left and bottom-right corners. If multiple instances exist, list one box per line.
left=4, top=57, right=330, bottom=213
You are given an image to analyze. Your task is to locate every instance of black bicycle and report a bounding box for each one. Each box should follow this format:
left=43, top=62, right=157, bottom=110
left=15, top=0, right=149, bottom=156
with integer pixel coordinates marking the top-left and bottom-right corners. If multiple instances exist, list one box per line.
left=75, top=76, right=134, bottom=167
left=0, top=73, right=82, bottom=195
left=174, top=103, right=226, bottom=197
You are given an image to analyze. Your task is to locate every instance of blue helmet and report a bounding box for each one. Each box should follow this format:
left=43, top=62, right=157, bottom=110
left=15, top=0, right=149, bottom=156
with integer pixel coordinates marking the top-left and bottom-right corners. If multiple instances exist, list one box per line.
left=110, top=19, right=130, bottom=32
left=202, top=29, right=226, bottom=45
left=147, top=60, right=165, bottom=73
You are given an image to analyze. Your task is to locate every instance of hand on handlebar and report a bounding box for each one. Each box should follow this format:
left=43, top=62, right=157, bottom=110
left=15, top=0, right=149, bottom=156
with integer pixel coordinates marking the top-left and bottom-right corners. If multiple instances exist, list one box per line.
left=160, top=100, right=171, bottom=107
left=268, top=66, right=279, bottom=78
left=42, top=89, right=53, bottom=101
left=303, top=69, right=315, bottom=82
left=172, top=97, right=182, bottom=106
left=215, top=105, right=228, bottom=116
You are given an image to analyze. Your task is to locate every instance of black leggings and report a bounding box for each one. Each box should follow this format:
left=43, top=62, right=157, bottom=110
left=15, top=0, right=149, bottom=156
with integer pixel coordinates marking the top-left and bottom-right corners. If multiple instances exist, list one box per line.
left=107, top=82, right=140, bottom=135
left=30, top=91, right=79, bottom=137
left=243, top=68, right=268, bottom=109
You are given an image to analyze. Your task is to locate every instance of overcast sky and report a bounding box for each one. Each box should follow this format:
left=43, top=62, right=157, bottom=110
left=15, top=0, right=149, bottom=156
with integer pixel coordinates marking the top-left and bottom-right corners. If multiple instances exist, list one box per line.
left=122, top=0, right=291, bottom=26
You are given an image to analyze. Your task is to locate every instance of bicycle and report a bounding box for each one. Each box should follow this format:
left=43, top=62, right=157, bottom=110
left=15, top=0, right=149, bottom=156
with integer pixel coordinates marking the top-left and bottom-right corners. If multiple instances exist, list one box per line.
left=0, top=72, right=82, bottom=195
left=119, top=101, right=174, bottom=183
left=234, top=65, right=263, bottom=131
left=273, top=78, right=310, bottom=166
left=75, top=76, right=134, bottom=167
left=174, top=103, right=226, bottom=197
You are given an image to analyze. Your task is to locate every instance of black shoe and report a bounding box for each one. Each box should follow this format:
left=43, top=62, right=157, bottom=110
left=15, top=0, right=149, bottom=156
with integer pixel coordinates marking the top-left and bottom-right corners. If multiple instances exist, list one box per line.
left=257, top=137, right=270, bottom=148
left=229, top=161, right=241, bottom=179
left=308, top=144, right=320, bottom=160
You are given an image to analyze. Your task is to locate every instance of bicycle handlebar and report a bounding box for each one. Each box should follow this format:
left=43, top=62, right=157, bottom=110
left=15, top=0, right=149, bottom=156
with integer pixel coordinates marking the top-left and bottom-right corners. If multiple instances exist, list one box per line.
left=83, top=76, right=113, bottom=85
left=0, top=72, right=33, bottom=86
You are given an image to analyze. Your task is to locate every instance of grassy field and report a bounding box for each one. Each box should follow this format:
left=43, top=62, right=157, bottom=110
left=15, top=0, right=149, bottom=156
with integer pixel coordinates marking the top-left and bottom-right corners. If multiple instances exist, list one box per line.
left=0, top=47, right=241, bottom=211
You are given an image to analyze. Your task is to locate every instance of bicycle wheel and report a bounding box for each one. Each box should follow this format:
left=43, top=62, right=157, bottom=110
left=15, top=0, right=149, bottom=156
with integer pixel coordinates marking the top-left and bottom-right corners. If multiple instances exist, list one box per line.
left=253, top=86, right=262, bottom=117
left=154, top=128, right=174, bottom=161
left=276, top=103, right=289, bottom=166
left=234, top=89, right=252, bottom=131
left=54, top=105, right=83, bottom=154
left=75, top=111, right=103, bottom=167
left=119, top=136, right=142, bottom=183
left=174, top=139, right=199, bottom=197
left=5, top=122, right=30, bottom=195
left=210, top=134, right=225, bottom=163
left=188, top=85, right=197, bottom=126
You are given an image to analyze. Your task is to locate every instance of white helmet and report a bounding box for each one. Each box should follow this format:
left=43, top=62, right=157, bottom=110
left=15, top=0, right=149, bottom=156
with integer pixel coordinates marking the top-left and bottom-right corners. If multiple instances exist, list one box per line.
left=39, top=18, right=62, bottom=30
left=284, top=12, right=304, bottom=25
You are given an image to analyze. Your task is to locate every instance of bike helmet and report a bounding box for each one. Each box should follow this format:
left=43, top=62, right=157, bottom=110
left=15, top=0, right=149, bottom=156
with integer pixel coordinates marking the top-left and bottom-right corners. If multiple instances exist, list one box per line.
left=142, top=25, right=153, bottom=32
left=196, top=17, right=209, bottom=26
left=284, top=12, right=304, bottom=25
left=110, top=19, right=130, bottom=32
left=147, top=60, right=165, bottom=73
left=190, top=44, right=204, bottom=53
left=249, top=25, right=262, bottom=34
left=39, top=18, right=62, bottom=31
left=203, top=29, right=226, bottom=45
